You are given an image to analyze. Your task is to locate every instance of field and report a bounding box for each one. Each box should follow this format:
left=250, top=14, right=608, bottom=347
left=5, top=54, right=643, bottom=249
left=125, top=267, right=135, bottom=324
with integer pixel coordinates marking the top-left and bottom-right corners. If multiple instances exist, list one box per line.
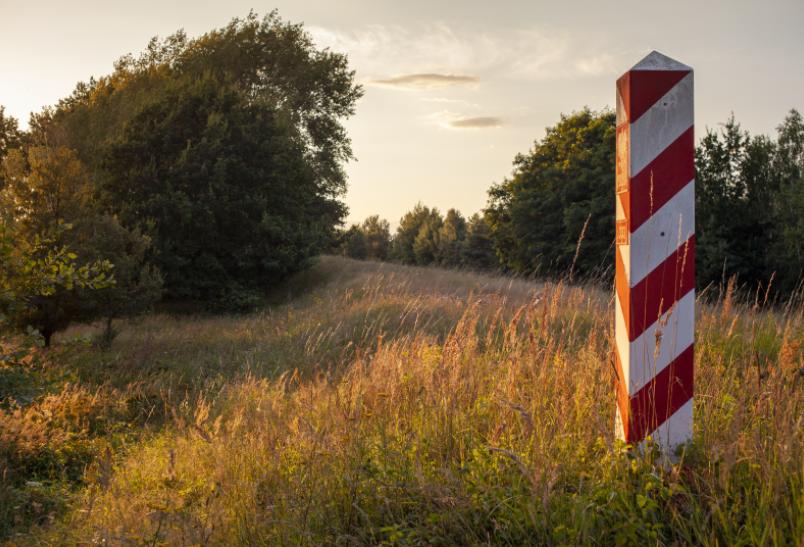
left=1, top=256, right=802, bottom=545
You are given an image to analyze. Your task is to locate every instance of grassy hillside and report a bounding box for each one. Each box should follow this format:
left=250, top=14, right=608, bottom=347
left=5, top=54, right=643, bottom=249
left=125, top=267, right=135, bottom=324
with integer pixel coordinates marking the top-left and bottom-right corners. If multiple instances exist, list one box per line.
left=2, top=256, right=802, bottom=544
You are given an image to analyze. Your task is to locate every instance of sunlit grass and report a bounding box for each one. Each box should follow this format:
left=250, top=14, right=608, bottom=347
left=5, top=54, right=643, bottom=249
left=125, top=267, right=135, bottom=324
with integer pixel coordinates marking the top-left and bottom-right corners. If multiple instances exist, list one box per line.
left=2, top=256, right=802, bottom=544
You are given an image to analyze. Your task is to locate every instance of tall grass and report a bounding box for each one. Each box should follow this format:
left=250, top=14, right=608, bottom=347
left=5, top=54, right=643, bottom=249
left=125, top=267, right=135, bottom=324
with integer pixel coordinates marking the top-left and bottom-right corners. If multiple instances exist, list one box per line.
left=2, top=256, right=802, bottom=544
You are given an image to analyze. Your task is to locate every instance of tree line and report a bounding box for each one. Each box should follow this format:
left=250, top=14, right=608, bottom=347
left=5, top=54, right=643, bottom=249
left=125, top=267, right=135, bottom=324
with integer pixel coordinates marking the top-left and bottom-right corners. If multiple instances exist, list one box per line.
left=1, top=12, right=361, bottom=346
left=338, top=209, right=497, bottom=270
left=340, top=108, right=803, bottom=297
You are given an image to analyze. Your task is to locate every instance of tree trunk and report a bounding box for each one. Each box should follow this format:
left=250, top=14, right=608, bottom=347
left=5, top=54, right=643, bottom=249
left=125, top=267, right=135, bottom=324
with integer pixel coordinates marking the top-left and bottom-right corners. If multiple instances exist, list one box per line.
left=42, top=328, right=54, bottom=348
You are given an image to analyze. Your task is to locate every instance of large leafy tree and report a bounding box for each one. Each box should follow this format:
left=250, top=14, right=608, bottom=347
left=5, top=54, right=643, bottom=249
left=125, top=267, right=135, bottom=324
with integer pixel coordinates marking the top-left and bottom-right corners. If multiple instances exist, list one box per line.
left=33, top=12, right=362, bottom=305
left=486, top=109, right=615, bottom=277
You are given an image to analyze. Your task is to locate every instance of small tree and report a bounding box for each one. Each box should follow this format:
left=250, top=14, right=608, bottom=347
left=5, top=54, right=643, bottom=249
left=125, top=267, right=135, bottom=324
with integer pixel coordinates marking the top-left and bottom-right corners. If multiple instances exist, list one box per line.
left=769, top=109, right=804, bottom=294
left=696, top=116, right=780, bottom=290
left=0, top=107, right=23, bottom=188
left=0, top=222, right=113, bottom=346
left=69, top=215, right=162, bottom=347
left=412, top=210, right=443, bottom=266
left=392, top=204, right=442, bottom=265
left=1, top=146, right=159, bottom=346
left=437, top=209, right=467, bottom=267
left=461, top=213, right=498, bottom=270
left=340, top=225, right=368, bottom=260
left=361, top=215, right=391, bottom=260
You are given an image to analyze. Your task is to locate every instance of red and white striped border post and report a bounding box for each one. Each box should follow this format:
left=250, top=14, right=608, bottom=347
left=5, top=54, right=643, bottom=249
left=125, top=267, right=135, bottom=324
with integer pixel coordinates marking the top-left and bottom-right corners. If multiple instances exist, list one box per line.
left=614, top=51, right=695, bottom=453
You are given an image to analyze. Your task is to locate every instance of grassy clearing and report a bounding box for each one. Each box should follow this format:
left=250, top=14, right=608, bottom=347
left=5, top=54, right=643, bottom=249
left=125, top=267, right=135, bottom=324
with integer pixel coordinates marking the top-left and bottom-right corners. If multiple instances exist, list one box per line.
left=1, top=255, right=802, bottom=544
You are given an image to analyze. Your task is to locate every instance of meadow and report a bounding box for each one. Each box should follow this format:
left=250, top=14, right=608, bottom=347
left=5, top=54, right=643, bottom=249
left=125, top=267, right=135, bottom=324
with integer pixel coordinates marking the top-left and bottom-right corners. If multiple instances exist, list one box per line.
left=1, top=256, right=802, bottom=545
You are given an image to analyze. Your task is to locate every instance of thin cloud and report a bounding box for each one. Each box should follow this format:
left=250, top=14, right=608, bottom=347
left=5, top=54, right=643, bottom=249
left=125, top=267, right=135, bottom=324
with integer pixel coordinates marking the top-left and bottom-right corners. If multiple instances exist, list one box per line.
left=308, top=24, right=628, bottom=83
left=371, top=73, right=478, bottom=89
left=449, top=116, right=503, bottom=129
left=426, top=110, right=504, bottom=130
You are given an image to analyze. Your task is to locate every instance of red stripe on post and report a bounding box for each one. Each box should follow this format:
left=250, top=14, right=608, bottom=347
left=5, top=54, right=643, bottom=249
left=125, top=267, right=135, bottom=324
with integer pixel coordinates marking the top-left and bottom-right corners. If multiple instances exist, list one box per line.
left=628, top=127, right=695, bottom=232
left=628, top=235, right=696, bottom=340
left=627, top=344, right=694, bottom=443
left=628, top=70, right=690, bottom=123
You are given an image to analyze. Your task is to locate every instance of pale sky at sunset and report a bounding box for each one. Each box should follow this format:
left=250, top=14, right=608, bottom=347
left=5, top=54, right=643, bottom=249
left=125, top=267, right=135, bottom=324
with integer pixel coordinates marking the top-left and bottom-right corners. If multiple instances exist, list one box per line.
left=1, top=0, right=802, bottom=227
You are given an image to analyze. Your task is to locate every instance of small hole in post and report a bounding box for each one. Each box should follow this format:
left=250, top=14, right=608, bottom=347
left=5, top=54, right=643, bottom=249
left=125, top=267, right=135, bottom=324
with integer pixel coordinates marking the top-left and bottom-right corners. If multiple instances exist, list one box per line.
left=660, top=231, right=665, bottom=237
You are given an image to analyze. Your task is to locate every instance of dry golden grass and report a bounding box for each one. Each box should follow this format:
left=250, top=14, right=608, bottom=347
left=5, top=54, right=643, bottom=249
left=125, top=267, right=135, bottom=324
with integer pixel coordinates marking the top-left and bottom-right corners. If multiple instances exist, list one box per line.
left=2, top=256, right=802, bottom=544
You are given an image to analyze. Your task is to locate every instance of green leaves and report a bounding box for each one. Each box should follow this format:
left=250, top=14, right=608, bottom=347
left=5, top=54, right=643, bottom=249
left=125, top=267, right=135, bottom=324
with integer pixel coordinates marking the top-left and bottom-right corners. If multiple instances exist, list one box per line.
left=40, top=12, right=359, bottom=305
left=696, top=109, right=804, bottom=295
left=0, top=223, right=115, bottom=339
left=485, top=108, right=616, bottom=278
left=485, top=107, right=802, bottom=295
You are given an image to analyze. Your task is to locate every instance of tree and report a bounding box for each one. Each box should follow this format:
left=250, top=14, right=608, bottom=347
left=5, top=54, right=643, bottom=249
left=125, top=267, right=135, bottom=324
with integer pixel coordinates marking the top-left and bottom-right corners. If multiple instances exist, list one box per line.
left=0, top=222, right=113, bottom=347
left=461, top=213, right=498, bottom=270
left=0, top=107, right=22, bottom=188
left=412, top=210, right=443, bottom=266
left=486, top=109, right=615, bottom=277
left=696, top=115, right=781, bottom=291
left=339, top=225, right=368, bottom=260
left=361, top=215, right=391, bottom=260
left=1, top=147, right=92, bottom=234
left=67, top=215, right=162, bottom=347
left=694, top=110, right=803, bottom=296
left=31, top=12, right=362, bottom=306
left=769, top=109, right=804, bottom=293
left=436, top=209, right=467, bottom=267
left=392, top=204, right=441, bottom=265
left=1, top=147, right=158, bottom=345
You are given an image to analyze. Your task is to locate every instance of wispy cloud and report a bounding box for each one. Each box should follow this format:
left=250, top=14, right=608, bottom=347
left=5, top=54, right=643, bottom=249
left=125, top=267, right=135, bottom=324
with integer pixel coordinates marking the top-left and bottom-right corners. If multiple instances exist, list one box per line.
left=426, top=110, right=503, bottom=130
left=449, top=116, right=503, bottom=129
left=371, top=73, right=478, bottom=89
left=308, top=24, right=628, bottom=83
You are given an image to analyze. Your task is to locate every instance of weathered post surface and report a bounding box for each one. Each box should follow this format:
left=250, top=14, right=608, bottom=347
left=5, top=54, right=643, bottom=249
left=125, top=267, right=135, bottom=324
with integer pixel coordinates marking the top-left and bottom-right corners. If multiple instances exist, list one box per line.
left=614, top=51, right=695, bottom=453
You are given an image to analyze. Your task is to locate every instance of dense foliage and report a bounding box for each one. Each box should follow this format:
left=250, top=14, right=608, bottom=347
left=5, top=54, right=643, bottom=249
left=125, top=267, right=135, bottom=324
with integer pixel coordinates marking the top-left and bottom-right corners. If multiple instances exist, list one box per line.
left=341, top=206, right=497, bottom=271
left=483, top=108, right=802, bottom=294
left=344, top=109, right=801, bottom=297
left=486, top=109, right=616, bottom=279
left=1, top=11, right=360, bottom=345
left=338, top=215, right=391, bottom=261
left=31, top=12, right=361, bottom=305
left=0, top=146, right=156, bottom=345
left=0, top=223, right=113, bottom=347
left=696, top=112, right=804, bottom=295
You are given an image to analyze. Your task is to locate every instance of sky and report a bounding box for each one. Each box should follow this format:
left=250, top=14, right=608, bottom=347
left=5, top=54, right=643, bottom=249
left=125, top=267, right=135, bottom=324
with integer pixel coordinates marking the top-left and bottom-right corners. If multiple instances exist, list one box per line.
left=1, top=0, right=802, bottom=227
